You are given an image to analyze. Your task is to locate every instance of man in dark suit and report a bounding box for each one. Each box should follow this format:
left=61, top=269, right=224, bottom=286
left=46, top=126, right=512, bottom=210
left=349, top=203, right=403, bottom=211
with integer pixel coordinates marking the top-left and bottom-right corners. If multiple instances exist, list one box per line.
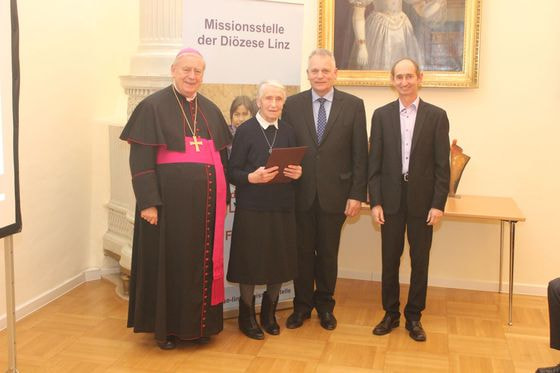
left=368, top=58, right=450, bottom=342
left=282, top=48, right=368, bottom=330
left=536, top=278, right=560, bottom=372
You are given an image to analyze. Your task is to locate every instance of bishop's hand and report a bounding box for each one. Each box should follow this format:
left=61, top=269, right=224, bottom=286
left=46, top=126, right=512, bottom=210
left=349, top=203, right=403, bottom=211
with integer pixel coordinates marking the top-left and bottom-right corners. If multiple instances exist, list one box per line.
left=141, top=207, right=158, bottom=225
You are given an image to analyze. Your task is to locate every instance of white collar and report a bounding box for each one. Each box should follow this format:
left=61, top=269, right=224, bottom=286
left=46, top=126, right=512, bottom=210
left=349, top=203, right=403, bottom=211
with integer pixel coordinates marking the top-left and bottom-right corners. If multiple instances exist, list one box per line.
left=172, top=83, right=197, bottom=101
left=256, top=112, right=278, bottom=129
left=312, top=88, right=335, bottom=103
left=399, top=96, right=420, bottom=112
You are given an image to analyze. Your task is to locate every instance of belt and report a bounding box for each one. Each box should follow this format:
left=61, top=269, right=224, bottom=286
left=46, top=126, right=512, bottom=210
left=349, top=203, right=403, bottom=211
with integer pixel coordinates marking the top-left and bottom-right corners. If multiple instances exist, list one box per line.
left=403, top=173, right=409, bottom=182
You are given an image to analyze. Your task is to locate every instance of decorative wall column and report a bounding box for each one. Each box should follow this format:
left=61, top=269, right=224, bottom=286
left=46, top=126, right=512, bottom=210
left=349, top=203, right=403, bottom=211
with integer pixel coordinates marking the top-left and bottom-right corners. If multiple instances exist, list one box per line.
left=104, top=0, right=183, bottom=294
left=122, top=0, right=183, bottom=116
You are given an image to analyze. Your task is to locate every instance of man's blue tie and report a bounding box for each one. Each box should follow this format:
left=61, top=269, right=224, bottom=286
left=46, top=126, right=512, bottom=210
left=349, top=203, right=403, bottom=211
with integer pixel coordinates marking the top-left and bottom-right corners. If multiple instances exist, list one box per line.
left=317, top=97, right=327, bottom=143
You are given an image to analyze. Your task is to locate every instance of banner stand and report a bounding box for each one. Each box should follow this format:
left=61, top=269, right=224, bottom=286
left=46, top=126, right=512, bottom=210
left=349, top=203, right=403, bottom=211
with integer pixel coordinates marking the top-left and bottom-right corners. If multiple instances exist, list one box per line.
left=4, top=235, right=18, bottom=373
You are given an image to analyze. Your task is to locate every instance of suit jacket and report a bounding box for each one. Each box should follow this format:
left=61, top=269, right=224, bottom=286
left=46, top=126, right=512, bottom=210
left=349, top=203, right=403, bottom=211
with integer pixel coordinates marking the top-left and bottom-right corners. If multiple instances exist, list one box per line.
left=282, top=88, right=368, bottom=213
left=368, top=99, right=450, bottom=217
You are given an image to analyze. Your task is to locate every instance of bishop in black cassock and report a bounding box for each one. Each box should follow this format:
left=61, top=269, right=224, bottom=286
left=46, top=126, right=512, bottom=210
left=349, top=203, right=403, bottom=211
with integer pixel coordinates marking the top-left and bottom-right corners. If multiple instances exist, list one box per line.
left=120, top=49, right=232, bottom=349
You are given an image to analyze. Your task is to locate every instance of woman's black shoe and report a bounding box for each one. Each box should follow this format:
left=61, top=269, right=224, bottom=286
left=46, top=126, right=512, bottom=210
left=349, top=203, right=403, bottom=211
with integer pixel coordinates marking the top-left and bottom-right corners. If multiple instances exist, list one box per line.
left=238, top=296, right=264, bottom=340
left=260, top=291, right=280, bottom=335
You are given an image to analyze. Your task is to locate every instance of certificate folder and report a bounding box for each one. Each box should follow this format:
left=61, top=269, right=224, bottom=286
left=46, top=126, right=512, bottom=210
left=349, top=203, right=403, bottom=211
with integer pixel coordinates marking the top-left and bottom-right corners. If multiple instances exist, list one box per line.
left=265, top=146, right=308, bottom=183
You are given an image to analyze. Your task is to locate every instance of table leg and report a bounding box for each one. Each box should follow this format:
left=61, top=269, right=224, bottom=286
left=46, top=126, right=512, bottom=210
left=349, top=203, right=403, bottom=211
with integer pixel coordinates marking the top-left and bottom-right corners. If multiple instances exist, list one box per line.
left=499, top=221, right=504, bottom=293
left=508, top=221, right=516, bottom=326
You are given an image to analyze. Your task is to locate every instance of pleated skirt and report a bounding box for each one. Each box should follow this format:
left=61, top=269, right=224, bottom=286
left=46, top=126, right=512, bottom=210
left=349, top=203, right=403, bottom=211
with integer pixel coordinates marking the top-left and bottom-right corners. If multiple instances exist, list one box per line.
left=227, top=207, right=297, bottom=284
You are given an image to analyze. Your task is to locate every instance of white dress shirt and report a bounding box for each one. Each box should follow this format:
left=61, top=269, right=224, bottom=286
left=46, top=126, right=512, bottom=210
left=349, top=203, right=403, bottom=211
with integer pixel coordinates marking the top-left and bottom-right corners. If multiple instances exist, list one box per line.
left=399, top=96, right=419, bottom=174
left=311, top=88, right=334, bottom=130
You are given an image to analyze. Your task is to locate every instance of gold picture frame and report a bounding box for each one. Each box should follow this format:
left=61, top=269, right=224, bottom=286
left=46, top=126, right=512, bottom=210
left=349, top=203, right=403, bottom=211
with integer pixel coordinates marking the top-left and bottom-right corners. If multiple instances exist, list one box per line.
left=318, top=0, right=481, bottom=87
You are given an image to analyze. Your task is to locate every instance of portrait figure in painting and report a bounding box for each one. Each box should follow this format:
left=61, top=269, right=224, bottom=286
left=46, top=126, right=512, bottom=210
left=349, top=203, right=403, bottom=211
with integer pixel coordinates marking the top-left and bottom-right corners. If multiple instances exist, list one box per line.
left=334, top=0, right=465, bottom=72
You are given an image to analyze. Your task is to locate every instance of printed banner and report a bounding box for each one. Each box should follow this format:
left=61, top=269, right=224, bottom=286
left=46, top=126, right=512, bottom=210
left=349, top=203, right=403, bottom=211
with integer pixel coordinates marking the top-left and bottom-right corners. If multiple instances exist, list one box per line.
left=184, top=0, right=304, bottom=85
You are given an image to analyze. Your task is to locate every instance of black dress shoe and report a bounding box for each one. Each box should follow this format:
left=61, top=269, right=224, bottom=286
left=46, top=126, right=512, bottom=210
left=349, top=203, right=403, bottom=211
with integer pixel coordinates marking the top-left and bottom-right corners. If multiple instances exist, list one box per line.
left=405, top=320, right=427, bottom=342
left=193, top=336, right=210, bottom=345
left=285, top=311, right=311, bottom=329
left=372, top=314, right=400, bottom=335
left=157, top=336, right=176, bottom=350
left=318, top=312, right=337, bottom=330
left=536, top=363, right=560, bottom=373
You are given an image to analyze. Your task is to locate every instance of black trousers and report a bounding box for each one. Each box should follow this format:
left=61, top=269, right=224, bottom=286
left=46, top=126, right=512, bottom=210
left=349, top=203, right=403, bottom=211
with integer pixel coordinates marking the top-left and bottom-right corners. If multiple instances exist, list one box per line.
left=549, top=278, right=560, bottom=350
left=293, top=196, right=346, bottom=314
left=380, top=181, right=433, bottom=322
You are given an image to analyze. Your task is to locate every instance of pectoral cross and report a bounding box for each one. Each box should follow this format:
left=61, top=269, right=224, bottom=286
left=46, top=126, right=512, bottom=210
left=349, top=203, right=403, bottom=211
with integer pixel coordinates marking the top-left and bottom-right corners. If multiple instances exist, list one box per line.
left=190, top=136, right=203, bottom=152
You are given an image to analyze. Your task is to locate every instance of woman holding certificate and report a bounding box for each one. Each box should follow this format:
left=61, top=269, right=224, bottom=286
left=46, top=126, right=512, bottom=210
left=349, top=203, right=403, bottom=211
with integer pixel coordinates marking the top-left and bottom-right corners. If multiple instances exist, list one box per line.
left=227, top=81, right=302, bottom=340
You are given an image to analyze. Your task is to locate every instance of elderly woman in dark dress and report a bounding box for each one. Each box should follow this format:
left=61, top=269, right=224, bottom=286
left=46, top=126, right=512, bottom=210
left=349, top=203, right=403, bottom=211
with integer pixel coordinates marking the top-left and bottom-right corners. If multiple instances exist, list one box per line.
left=227, top=81, right=302, bottom=340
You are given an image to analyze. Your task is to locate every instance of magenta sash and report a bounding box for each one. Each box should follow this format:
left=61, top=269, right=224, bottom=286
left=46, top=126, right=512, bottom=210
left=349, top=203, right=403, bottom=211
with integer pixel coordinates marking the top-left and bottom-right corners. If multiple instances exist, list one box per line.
left=156, top=137, right=225, bottom=305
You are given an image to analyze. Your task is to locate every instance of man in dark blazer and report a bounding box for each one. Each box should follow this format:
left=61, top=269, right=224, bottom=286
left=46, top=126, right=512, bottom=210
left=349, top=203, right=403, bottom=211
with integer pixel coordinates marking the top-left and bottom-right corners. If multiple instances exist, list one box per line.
left=368, top=58, right=450, bottom=342
left=282, top=48, right=368, bottom=330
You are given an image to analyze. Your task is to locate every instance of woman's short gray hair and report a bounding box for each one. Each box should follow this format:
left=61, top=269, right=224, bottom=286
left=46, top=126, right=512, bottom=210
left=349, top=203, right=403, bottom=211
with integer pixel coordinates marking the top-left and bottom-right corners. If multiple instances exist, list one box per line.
left=257, top=80, right=286, bottom=100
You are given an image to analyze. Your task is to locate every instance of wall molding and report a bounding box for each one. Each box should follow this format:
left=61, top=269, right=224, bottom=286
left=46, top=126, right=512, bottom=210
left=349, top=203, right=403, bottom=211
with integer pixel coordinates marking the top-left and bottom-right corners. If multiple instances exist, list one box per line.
left=0, top=268, right=104, bottom=330
left=338, top=268, right=548, bottom=297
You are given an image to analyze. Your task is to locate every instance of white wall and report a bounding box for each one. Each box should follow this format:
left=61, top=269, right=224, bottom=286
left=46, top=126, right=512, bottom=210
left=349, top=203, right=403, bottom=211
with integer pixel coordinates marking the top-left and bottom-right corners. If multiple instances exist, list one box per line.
left=0, top=1, right=137, bottom=317
left=300, top=0, right=560, bottom=294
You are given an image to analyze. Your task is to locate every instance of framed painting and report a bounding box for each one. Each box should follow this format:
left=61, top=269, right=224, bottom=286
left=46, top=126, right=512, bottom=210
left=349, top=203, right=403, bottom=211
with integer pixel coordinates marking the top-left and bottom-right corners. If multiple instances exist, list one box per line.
left=318, top=0, right=481, bottom=87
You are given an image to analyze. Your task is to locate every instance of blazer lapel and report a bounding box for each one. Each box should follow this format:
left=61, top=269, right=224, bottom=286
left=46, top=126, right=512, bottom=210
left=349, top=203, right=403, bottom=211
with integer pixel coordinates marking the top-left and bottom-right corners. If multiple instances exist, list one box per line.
left=302, top=90, right=318, bottom=146
left=410, top=98, right=427, bottom=155
left=319, top=88, right=343, bottom=145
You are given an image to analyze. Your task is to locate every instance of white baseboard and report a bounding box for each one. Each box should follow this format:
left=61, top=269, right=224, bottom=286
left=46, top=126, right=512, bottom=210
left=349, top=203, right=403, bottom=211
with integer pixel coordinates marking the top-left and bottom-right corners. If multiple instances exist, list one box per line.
left=0, top=267, right=104, bottom=330
left=338, top=268, right=548, bottom=297
left=502, top=282, right=548, bottom=297
left=338, top=269, right=377, bottom=281
left=100, top=266, right=121, bottom=277
left=84, top=268, right=102, bottom=281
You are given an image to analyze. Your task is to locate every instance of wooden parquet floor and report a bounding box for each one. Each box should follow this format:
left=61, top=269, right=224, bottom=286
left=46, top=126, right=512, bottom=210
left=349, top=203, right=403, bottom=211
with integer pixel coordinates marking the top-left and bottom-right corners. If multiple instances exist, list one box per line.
left=0, top=278, right=558, bottom=372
